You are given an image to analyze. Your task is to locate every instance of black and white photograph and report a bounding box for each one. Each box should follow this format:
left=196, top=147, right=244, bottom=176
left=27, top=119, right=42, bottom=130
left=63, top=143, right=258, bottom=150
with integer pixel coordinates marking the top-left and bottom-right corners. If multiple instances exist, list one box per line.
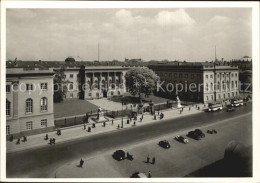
left=1, top=1, right=259, bottom=181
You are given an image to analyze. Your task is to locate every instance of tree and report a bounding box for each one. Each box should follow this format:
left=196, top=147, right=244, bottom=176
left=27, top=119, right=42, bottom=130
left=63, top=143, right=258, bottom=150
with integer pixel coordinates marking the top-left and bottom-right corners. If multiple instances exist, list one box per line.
left=53, top=67, right=69, bottom=102
left=125, top=67, right=160, bottom=100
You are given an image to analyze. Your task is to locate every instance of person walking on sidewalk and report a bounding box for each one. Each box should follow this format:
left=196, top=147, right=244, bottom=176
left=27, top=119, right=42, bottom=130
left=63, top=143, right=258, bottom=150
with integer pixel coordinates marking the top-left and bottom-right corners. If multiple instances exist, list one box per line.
left=16, top=138, right=20, bottom=145
left=44, top=134, right=48, bottom=140
left=79, top=159, right=84, bottom=168
left=117, top=124, right=120, bottom=129
left=148, top=171, right=152, bottom=178
left=49, top=138, right=53, bottom=145
left=152, top=157, right=156, bottom=165
left=112, top=119, right=114, bottom=125
left=146, top=155, right=150, bottom=163
left=22, top=136, right=27, bottom=142
left=140, top=117, right=142, bottom=122
left=84, top=123, right=86, bottom=130
left=134, top=121, right=136, bottom=126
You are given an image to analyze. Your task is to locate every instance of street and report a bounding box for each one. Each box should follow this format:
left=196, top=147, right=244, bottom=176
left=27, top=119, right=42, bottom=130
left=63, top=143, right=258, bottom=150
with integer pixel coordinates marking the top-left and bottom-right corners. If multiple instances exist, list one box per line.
left=6, top=103, right=252, bottom=178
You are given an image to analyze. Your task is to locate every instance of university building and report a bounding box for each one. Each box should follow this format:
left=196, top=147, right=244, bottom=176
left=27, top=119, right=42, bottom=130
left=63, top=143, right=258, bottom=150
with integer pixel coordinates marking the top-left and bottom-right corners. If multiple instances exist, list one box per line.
left=148, top=62, right=240, bottom=103
left=6, top=65, right=55, bottom=137
left=64, top=66, right=129, bottom=99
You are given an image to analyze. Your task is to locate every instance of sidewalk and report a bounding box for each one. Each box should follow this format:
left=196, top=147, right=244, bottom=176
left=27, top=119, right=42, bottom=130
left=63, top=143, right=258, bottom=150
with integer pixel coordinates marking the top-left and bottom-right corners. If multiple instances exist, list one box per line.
left=7, top=104, right=208, bottom=153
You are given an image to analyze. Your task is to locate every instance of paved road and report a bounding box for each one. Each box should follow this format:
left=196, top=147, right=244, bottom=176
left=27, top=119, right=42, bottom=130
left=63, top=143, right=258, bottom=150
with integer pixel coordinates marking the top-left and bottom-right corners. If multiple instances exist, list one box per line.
left=6, top=103, right=252, bottom=178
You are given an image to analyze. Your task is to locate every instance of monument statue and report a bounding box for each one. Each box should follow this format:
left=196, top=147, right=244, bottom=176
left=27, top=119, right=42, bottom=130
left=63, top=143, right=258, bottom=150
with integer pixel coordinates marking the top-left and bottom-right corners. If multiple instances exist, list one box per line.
left=95, top=106, right=108, bottom=123
left=176, top=96, right=182, bottom=108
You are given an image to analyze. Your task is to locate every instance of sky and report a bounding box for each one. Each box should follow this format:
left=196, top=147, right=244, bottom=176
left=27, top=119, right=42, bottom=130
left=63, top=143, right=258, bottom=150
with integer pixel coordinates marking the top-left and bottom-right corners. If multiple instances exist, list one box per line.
left=6, top=8, right=252, bottom=62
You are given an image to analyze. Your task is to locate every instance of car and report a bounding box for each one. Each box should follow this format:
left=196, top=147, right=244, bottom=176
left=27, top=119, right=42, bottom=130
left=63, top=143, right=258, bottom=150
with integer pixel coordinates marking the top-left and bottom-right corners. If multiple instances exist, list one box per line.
left=194, top=129, right=205, bottom=138
left=158, top=140, right=171, bottom=149
left=227, top=105, right=235, bottom=112
left=207, top=129, right=217, bottom=134
left=187, top=131, right=201, bottom=140
left=112, top=150, right=125, bottom=161
left=175, top=135, right=189, bottom=143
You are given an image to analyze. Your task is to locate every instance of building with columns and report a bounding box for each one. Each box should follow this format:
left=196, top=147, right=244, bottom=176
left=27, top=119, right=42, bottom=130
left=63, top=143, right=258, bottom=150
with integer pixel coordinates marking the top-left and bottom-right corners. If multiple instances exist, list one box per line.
left=63, top=66, right=130, bottom=99
left=6, top=65, right=55, bottom=137
left=149, top=63, right=240, bottom=104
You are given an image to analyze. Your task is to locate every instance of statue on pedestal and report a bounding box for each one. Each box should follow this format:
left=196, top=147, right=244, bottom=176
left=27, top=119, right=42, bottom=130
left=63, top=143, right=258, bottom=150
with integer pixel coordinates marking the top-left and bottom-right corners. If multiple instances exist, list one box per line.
left=176, top=96, right=182, bottom=108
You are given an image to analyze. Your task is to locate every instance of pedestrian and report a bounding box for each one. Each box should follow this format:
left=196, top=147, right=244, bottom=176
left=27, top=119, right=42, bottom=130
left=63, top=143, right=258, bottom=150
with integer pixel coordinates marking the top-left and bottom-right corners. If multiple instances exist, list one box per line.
left=23, top=136, right=27, bottom=142
left=103, top=122, right=106, bottom=127
left=92, top=123, right=96, bottom=128
left=180, top=110, right=182, bottom=114
left=146, top=155, right=150, bottom=163
left=158, top=111, right=160, bottom=115
left=16, top=138, right=20, bottom=144
left=198, top=107, right=200, bottom=110
left=79, top=159, right=84, bottom=168
left=59, top=129, right=61, bottom=136
left=56, top=129, right=59, bottom=135
left=49, top=138, right=53, bottom=145
left=53, top=138, right=56, bottom=144
left=140, top=117, right=142, bottom=122
left=88, top=126, right=91, bottom=132
left=141, top=114, right=143, bottom=119
left=152, top=157, right=155, bottom=165
left=45, top=134, right=48, bottom=140
left=189, top=107, right=191, bottom=111
left=154, top=114, right=157, bottom=120
left=118, top=124, right=120, bottom=129
left=134, top=121, right=136, bottom=126
left=112, top=119, right=114, bottom=124
left=148, top=171, right=152, bottom=178
left=84, top=123, right=86, bottom=130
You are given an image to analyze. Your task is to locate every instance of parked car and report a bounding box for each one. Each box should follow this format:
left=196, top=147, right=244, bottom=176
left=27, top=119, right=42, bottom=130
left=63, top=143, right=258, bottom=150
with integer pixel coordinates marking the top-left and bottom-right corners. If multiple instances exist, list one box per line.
left=194, top=129, right=205, bottom=138
left=175, top=135, right=189, bottom=143
left=207, top=129, right=217, bottom=134
left=112, top=150, right=125, bottom=161
left=159, top=140, right=171, bottom=149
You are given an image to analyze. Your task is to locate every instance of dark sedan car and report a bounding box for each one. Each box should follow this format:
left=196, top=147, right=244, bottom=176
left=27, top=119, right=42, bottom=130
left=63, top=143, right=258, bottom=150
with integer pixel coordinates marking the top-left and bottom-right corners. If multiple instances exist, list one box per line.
left=112, top=150, right=125, bottom=161
left=187, top=131, right=201, bottom=140
left=194, top=129, right=205, bottom=138
left=159, top=140, right=171, bottom=149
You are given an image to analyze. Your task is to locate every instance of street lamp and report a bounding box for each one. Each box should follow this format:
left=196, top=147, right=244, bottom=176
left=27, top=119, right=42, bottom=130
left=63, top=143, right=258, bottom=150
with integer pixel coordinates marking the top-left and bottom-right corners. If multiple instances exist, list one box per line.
left=121, top=97, right=124, bottom=128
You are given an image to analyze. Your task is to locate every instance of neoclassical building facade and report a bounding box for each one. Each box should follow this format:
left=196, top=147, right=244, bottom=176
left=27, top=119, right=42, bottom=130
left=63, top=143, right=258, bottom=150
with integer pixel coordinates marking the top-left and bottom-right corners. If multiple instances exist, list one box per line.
left=6, top=67, right=55, bottom=136
left=63, top=66, right=130, bottom=99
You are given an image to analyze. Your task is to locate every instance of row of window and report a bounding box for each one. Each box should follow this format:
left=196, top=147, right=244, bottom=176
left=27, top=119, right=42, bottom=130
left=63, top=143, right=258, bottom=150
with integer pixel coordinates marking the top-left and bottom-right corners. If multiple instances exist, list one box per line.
left=159, top=73, right=201, bottom=79
left=205, top=81, right=238, bottom=91
left=6, top=119, right=48, bottom=135
left=6, top=97, right=48, bottom=116
left=205, top=92, right=238, bottom=101
left=6, top=83, right=48, bottom=92
left=205, top=73, right=238, bottom=79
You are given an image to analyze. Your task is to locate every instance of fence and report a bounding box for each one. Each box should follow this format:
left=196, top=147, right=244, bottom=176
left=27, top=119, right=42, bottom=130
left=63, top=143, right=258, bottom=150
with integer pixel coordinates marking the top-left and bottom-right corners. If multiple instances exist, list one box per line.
left=54, top=115, right=86, bottom=128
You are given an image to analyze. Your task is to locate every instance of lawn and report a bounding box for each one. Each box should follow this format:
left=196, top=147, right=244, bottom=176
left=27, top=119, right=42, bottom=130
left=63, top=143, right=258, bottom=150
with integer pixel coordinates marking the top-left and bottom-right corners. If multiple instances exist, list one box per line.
left=54, top=99, right=98, bottom=118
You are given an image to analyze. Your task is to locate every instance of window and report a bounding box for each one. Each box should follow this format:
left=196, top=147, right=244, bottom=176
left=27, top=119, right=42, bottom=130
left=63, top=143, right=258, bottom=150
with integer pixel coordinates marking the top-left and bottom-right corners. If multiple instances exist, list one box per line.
left=118, top=91, right=120, bottom=95
left=231, top=81, right=234, bottom=89
left=40, top=83, right=47, bottom=90
left=26, top=98, right=33, bottom=113
left=197, top=74, right=201, bottom=79
left=96, top=93, right=99, bottom=97
left=232, top=92, right=234, bottom=97
left=6, top=85, right=11, bottom=92
left=169, top=73, right=172, bottom=77
left=185, top=74, right=188, bottom=78
left=191, top=74, right=194, bottom=79
left=111, top=91, right=114, bottom=96
left=70, top=93, right=73, bottom=98
left=206, top=96, right=208, bottom=101
left=26, top=121, right=33, bottom=130
left=179, top=73, right=182, bottom=78
left=70, top=74, right=73, bottom=78
left=228, top=93, right=230, bottom=98
left=217, top=74, right=220, bottom=78
left=26, top=84, right=33, bottom=91
left=210, top=74, right=213, bottom=79
left=40, top=97, right=47, bottom=111
left=88, top=93, right=92, bottom=97
left=222, top=81, right=225, bottom=90
left=223, top=94, right=226, bottom=98
left=235, top=81, right=238, bottom=88
left=174, top=73, right=177, bottom=77
left=206, top=83, right=209, bottom=91
left=217, top=81, right=220, bottom=90
left=6, top=125, right=10, bottom=135
left=222, top=74, right=225, bottom=78
left=219, top=94, right=221, bottom=99
left=211, top=95, right=213, bottom=100
left=69, top=83, right=73, bottom=90
left=231, top=73, right=234, bottom=77
left=206, top=75, right=208, bottom=79
left=6, top=100, right=10, bottom=116
left=41, top=119, right=47, bottom=128
left=210, top=83, right=213, bottom=91
left=235, top=73, right=237, bottom=77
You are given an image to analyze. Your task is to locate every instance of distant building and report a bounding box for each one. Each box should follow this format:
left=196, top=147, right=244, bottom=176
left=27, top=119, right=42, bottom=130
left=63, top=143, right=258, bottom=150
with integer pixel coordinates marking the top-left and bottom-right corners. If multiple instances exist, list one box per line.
left=6, top=65, right=55, bottom=137
left=149, top=62, right=240, bottom=103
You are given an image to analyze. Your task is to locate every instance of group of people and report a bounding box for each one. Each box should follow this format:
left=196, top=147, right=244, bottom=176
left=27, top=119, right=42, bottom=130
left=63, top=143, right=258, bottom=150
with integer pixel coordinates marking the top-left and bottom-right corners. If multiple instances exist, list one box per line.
left=56, top=129, right=62, bottom=136
left=16, top=135, right=27, bottom=144
left=146, top=155, right=156, bottom=165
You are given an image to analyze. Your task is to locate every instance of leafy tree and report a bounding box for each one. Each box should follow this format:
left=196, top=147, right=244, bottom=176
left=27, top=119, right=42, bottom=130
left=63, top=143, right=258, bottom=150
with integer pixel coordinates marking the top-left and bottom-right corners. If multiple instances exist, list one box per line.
left=53, top=67, right=69, bottom=102
left=125, top=67, right=160, bottom=100
left=239, top=70, right=252, bottom=91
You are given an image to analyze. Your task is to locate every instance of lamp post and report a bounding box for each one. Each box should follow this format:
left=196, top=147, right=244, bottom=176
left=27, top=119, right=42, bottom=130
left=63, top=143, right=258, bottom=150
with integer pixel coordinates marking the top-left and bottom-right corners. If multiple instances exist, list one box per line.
left=121, top=97, right=124, bottom=128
